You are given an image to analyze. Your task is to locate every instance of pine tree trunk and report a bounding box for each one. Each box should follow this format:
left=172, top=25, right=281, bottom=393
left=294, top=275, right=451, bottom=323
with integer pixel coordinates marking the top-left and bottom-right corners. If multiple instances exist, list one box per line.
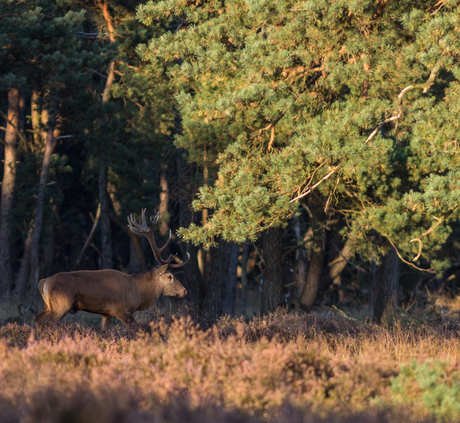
left=373, top=246, right=400, bottom=322
left=239, top=243, right=249, bottom=316
left=299, top=202, right=326, bottom=310
left=0, top=88, right=19, bottom=296
left=99, top=164, right=113, bottom=269
left=108, top=187, right=147, bottom=272
left=202, top=238, right=237, bottom=316
left=97, top=0, right=116, bottom=270
left=222, top=242, right=239, bottom=316
left=31, top=91, right=40, bottom=145
left=369, top=260, right=377, bottom=316
left=329, top=239, right=353, bottom=286
left=300, top=247, right=324, bottom=309
left=159, top=171, right=169, bottom=237
left=261, top=227, right=284, bottom=315
left=29, top=113, right=55, bottom=302
left=15, top=226, right=34, bottom=298
left=326, top=238, right=354, bottom=302
left=176, top=147, right=202, bottom=308
left=201, top=238, right=227, bottom=316
left=293, top=215, right=307, bottom=309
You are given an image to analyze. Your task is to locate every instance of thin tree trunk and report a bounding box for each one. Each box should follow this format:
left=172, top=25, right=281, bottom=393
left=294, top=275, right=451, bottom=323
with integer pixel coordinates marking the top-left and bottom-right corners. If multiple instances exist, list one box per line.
left=73, top=203, right=101, bottom=271
left=98, top=0, right=116, bottom=270
left=15, top=226, right=34, bottom=298
left=293, top=215, right=307, bottom=308
left=176, top=142, right=202, bottom=308
left=159, top=171, right=169, bottom=237
left=108, top=188, right=147, bottom=272
left=0, top=88, right=19, bottom=295
left=327, top=238, right=354, bottom=302
left=15, top=91, right=41, bottom=298
left=261, top=227, right=284, bottom=315
left=29, top=113, right=55, bottom=301
left=222, top=242, right=239, bottom=316
left=99, top=165, right=113, bottom=269
left=240, top=243, right=249, bottom=317
left=369, top=260, right=377, bottom=316
left=31, top=91, right=40, bottom=146
left=373, top=246, right=400, bottom=322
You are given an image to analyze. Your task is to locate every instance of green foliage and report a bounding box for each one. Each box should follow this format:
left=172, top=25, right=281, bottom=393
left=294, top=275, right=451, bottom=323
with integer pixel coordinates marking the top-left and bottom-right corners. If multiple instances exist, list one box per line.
left=138, top=0, right=460, bottom=266
left=391, top=359, right=460, bottom=421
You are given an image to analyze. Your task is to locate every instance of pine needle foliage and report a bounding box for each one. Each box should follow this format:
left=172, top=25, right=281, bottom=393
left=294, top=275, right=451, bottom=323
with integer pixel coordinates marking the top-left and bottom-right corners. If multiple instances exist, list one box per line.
left=137, top=0, right=460, bottom=268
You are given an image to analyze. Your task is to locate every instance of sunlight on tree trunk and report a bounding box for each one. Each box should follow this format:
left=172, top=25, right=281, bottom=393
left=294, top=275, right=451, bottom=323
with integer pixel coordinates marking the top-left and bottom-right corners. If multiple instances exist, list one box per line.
left=159, top=171, right=170, bottom=237
left=0, top=88, right=19, bottom=295
left=29, top=111, right=55, bottom=302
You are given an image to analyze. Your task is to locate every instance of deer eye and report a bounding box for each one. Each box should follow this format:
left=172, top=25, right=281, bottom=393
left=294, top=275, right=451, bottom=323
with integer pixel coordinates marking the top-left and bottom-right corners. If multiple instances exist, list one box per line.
left=168, top=275, right=173, bottom=280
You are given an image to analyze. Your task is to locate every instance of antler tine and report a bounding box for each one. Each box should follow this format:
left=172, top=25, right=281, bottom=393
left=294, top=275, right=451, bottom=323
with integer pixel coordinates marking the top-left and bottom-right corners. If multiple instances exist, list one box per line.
left=168, top=252, right=191, bottom=268
left=150, top=212, right=160, bottom=228
left=127, top=213, right=146, bottom=233
left=127, top=209, right=178, bottom=266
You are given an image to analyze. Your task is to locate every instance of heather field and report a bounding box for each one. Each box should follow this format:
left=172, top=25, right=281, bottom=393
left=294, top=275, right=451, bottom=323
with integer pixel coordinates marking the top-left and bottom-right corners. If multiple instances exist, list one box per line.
left=1, top=310, right=460, bottom=422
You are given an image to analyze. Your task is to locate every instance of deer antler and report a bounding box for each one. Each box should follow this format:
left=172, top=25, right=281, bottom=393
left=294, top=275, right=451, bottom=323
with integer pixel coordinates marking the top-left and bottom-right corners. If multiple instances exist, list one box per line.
left=127, top=209, right=190, bottom=268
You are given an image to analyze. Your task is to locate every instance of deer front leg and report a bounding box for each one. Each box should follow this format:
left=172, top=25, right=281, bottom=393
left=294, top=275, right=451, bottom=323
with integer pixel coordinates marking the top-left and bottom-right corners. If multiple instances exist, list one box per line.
left=101, top=315, right=112, bottom=330
left=115, top=311, right=139, bottom=329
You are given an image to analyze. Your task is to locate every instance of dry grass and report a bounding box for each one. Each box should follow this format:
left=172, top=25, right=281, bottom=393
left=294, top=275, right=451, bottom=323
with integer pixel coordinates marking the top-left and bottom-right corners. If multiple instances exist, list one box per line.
left=1, top=309, right=459, bottom=422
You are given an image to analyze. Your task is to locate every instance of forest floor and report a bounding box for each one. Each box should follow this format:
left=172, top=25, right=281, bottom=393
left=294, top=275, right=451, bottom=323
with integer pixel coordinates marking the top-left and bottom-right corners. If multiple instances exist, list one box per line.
left=1, top=307, right=460, bottom=423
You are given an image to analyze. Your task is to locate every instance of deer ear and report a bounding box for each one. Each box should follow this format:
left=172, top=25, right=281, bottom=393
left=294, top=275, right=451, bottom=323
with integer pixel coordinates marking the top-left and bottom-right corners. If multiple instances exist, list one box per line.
left=157, top=264, right=169, bottom=275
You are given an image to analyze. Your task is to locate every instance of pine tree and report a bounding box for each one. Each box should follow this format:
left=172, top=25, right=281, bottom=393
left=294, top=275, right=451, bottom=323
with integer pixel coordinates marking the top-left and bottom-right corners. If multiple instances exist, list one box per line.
left=138, top=0, right=460, bottom=312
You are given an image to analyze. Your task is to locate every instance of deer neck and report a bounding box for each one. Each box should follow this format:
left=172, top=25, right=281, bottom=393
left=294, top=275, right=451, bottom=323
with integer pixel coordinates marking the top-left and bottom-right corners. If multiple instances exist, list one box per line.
left=133, top=269, right=164, bottom=309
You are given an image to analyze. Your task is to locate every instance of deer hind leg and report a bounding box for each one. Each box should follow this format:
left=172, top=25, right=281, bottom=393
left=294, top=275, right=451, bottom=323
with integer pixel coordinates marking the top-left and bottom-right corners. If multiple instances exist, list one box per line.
left=34, top=308, right=52, bottom=329
left=35, top=280, right=53, bottom=328
left=101, top=315, right=112, bottom=330
left=35, top=290, right=73, bottom=329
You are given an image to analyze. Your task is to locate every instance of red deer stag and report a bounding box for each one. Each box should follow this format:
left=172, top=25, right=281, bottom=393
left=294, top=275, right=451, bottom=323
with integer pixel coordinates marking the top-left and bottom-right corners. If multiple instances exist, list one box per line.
left=35, top=209, right=189, bottom=329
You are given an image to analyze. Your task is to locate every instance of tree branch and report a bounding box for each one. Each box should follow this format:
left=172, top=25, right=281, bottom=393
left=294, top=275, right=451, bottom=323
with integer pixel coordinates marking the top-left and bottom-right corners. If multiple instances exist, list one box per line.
left=52, top=134, right=74, bottom=151
left=331, top=243, right=369, bottom=275
left=384, top=236, right=436, bottom=274
left=410, top=208, right=456, bottom=261
left=255, top=112, right=286, bottom=152
left=366, top=64, right=441, bottom=144
left=290, top=166, right=339, bottom=203
left=72, top=203, right=101, bottom=270
left=98, top=0, right=116, bottom=43
left=0, top=109, right=27, bottom=147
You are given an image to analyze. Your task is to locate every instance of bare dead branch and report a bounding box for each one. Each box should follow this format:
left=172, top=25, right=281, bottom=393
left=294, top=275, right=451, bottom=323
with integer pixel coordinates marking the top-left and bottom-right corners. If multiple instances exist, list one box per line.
left=290, top=166, right=339, bottom=203
left=331, top=243, right=369, bottom=274
left=52, top=134, right=73, bottom=150
left=73, top=203, right=101, bottom=270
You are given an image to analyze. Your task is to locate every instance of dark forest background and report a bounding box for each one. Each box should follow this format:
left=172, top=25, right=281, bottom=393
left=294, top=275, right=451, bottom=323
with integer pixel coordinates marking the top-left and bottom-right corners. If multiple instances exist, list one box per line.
left=1, top=0, right=460, bottom=323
